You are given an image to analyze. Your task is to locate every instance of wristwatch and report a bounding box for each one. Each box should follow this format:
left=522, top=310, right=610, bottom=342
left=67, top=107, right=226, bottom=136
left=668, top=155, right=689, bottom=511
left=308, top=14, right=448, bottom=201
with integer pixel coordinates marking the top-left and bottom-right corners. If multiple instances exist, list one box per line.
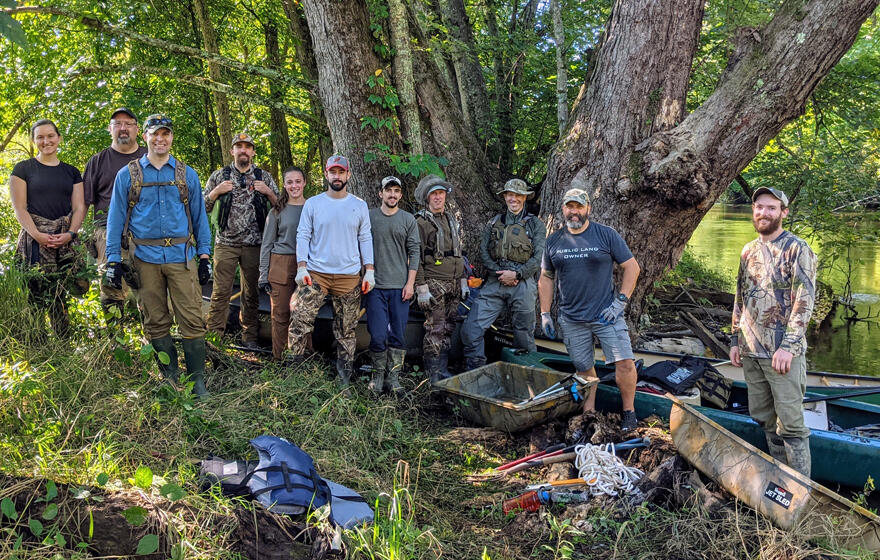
left=616, top=293, right=629, bottom=303
left=68, top=231, right=79, bottom=242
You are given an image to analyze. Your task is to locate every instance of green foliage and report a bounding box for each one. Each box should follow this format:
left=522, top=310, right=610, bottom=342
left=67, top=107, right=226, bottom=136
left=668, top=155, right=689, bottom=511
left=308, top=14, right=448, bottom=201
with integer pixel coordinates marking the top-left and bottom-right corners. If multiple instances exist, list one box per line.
left=657, top=249, right=732, bottom=292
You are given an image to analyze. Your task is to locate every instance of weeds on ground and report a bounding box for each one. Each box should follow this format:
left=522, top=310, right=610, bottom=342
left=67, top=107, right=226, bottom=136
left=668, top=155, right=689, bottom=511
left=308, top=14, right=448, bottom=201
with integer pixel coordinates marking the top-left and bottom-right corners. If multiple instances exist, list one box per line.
left=655, top=249, right=732, bottom=293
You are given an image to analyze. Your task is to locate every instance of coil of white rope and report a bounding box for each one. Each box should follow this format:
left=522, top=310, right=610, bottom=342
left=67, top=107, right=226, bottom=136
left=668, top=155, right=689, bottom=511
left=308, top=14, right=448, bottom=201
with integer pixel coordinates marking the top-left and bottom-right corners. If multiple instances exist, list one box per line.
left=574, top=443, right=644, bottom=497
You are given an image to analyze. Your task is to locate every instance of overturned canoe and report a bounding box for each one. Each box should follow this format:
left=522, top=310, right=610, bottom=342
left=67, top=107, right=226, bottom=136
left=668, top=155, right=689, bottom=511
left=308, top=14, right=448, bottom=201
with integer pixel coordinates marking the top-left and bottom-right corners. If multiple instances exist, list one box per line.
left=669, top=395, right=880, bottom=553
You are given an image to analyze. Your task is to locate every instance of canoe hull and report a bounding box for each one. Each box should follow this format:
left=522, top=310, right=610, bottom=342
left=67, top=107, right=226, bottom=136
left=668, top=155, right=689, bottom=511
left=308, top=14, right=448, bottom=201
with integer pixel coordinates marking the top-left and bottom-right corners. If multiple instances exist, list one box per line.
left=669, top=396, right=880, bottom=552
left=501, top=348, right=880, bottom=488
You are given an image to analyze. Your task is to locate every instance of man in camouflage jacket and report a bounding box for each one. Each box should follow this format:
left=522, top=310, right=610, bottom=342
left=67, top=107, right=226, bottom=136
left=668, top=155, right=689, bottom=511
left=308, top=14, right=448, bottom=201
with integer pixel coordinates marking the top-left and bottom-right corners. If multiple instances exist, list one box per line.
left=203, top=133, right=279, bottom=347
left=730, top=187, right=817, bottom=477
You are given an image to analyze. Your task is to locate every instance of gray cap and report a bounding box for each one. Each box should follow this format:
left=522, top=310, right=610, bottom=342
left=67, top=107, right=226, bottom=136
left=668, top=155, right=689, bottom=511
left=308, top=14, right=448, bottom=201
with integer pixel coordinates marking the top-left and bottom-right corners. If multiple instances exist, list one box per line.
left=752, top=186, right=789, bottom=208
left=562, top=188, right=590, bottom=206
left=498, top=178, right=534, bottom=200
left=415, top=174, right=453, bottom=203
left=381, top=175, right=403, bottom=189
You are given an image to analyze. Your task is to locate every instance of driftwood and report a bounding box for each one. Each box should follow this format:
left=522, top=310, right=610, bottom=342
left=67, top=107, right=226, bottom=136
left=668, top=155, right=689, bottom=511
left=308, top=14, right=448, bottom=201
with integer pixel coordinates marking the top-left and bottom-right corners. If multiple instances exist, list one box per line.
left=678, top=311, right=730, bottom=359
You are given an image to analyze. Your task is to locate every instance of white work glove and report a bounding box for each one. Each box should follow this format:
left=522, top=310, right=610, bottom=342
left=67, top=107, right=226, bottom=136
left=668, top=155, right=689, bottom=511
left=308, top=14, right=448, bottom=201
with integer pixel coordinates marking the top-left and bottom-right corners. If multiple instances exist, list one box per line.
left=541, top=312, right=557, bottom=339
left=416, top=284, right=434, bottom=310
left=598, top=297, right=627, bottom=325
left=460, top=278, right=470, bottom=301
left=295, top=266, right=312, bottom=287
left=362, top=269, right=375, bottom=294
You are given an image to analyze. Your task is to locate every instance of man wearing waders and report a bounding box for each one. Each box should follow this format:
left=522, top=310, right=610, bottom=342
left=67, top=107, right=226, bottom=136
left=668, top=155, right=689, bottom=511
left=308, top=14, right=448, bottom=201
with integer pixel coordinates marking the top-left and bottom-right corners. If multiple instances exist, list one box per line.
left=104, top=114, right=213, bottom=397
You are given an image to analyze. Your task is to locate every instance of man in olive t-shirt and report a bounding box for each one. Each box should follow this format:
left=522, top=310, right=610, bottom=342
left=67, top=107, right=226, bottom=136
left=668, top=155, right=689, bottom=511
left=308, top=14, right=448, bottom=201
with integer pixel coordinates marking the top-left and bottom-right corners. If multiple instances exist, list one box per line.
left=82, top=108, right=147, bottom=320
left=365, top=176, right=420, bottom=395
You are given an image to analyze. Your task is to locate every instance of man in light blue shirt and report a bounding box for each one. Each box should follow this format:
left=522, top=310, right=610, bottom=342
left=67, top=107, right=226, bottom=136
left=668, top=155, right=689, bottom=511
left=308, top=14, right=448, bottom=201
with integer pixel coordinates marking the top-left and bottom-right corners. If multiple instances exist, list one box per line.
left=104, top=114, right=213, bottom=397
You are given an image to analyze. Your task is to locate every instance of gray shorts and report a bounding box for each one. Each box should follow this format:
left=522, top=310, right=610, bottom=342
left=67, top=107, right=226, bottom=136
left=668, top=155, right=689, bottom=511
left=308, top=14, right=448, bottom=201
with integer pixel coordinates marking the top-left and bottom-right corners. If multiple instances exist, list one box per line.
left=559, top=315, right=635, bottom=372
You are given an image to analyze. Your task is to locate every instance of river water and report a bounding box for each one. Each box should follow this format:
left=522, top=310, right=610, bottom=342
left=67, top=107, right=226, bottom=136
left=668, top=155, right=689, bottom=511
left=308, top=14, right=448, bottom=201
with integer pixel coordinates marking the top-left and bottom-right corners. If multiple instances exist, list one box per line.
left=687, top=205, right=880, bottom=376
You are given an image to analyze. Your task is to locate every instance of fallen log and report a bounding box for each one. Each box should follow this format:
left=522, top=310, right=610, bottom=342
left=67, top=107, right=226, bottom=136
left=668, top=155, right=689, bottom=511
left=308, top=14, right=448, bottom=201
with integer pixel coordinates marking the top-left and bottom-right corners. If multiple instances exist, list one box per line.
left=678, top=311, right=729, bottom=359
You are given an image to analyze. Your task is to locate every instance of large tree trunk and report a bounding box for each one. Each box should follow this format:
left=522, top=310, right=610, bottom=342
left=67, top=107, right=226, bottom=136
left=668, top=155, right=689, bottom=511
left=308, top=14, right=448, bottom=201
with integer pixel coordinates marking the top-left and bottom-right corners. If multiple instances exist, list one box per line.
left=264, top=21, right=294, bottom=174
left=441, top=0, right=494, bottom=155
left=280, top=0, right=333, bottom=166
left=388, top=0, right=422, bottom=154
left=192, top=0, right=232, bottom=163
left=541, top=0, right=877, bottom=319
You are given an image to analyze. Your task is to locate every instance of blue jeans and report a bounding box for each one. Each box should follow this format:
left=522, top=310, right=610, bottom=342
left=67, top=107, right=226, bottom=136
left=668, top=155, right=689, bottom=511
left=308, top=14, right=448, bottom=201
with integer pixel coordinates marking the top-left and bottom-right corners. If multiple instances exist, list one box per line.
left=365, top=288, right=411, bottom=352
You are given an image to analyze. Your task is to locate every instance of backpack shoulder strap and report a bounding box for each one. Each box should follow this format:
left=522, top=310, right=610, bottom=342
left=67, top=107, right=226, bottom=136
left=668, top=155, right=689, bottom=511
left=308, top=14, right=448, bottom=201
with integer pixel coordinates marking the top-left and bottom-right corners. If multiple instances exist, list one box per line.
left=121, top=160, right=143, bottom=249
left=222, top=165, right=232, bottom=182
left=174, top=161, right=195, bottom=251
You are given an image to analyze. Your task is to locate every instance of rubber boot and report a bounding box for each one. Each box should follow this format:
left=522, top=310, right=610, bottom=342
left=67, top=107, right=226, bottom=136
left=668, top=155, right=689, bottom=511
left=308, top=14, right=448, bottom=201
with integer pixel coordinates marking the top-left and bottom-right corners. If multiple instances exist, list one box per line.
left=151, top=335, right=179, bottom=383
left=336, top=357, right=353, bottom=394
left=182, top=337, right=209, bottom=399
left=425, top=355, right=450, bottom=384
left=437, top=352, right=452, bottom=380
left=464, top=357, right=486, bottom=371
left=386, top=348, right=406, bottom=395
left=764, top=432, right=788, bottom=464
left=368, top=350, right=387, bottom=395
left=783, top=436, right=812, bottom=478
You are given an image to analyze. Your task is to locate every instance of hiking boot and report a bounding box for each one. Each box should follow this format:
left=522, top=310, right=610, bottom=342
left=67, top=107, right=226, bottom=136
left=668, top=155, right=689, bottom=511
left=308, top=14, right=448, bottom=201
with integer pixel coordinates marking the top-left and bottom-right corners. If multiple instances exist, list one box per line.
left=464, top=357, right=486, bottom=371
left=182, top=337, right=209, bottom=399
left=151, top=335, right=179, bottom=383
left=765, top=432, right=788, bottom=464
left=783, top=436, right=812, bottom=478
left=240, top=339, right=262, bottom=351
left=385, top=348, right=406, bottom=395
left=368, top=350, right=387, bottom=395
left=621, top=410, right=638, bottom=433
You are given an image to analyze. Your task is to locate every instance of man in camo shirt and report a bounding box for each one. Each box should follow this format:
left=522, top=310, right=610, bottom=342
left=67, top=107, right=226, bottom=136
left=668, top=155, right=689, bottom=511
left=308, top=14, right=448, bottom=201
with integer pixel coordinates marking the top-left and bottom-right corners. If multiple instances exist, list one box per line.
left=204, top=133, right=279, bottom=348
left=730, top=186, right=817, bottom=477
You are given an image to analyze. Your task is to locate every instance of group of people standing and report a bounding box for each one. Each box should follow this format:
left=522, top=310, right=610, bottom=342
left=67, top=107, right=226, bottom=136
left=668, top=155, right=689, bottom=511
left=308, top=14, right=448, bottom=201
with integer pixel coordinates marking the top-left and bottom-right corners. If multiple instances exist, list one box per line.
left=10, top=108, right=816, bottom=453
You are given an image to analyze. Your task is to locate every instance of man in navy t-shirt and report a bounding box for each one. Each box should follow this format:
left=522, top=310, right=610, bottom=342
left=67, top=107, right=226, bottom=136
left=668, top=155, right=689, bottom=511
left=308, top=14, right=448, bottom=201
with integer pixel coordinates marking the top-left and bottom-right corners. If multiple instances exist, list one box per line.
left=538, top=187, right=641, bottom=431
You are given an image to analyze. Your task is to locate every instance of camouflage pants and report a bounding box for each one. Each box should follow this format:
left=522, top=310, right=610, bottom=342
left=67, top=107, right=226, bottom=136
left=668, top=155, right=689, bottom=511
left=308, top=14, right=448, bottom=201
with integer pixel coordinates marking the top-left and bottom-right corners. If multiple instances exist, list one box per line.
left=288, top=283, right=361, bottom=364
left=421, top=278, right=461, bottom=358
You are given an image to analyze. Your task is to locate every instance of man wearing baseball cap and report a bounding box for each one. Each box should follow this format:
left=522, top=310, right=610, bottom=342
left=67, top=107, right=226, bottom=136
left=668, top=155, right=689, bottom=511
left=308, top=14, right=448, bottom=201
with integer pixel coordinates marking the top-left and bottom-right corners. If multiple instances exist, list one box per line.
left=461, top=178, right=546, bottom=370
left=538, top=177, right=641, bottom=431
left=364, top=175, right=421, bottom=395
left=287, top=154, right=375, bottom=391
left=412, top=174, right=468, bottom=383
left=203, top=132, right=279, bottom=348
left=730, top=187, right=816, bottom=476
left=104, top=114, right=213, bottom=397
left=83, top=108, right=148, bottom=324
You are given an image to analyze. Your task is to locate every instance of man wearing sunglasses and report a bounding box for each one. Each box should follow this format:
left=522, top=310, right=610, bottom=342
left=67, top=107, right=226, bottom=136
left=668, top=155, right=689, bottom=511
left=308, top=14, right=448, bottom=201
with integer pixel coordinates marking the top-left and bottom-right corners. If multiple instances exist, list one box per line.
left=82, top=108, right=147, bottom=324
left=104, top=114, right=213, bottom=398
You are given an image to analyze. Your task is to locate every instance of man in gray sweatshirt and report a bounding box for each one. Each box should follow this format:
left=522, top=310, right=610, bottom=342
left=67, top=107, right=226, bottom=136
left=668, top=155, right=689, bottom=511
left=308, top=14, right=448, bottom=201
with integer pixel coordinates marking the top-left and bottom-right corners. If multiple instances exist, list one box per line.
left=365, top=176, right=421, bottom=395
left=287, top=155, right=375, bottom=389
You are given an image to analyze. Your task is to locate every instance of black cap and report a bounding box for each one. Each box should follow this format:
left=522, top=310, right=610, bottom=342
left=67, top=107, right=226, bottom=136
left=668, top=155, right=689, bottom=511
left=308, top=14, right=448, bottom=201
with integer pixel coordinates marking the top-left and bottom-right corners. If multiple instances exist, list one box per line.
left=110, top=107, right=137, bottom=121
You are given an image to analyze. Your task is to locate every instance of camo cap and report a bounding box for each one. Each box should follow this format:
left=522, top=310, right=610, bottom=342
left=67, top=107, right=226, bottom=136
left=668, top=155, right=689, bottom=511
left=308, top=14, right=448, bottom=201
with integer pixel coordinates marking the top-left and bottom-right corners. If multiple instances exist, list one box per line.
left=498, top=178, right=535, bottom=200
left=562, top=188, right=590, bottom=206
left=232, top=132, right=254, bottom=147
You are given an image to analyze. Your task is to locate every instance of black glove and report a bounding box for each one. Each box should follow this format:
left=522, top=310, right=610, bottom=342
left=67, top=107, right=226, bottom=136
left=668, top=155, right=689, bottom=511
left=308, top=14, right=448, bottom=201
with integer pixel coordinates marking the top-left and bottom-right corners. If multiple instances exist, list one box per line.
left=104, top=262, right=123, bottom=290
left=259, top=281, right=271, bottom=294
left=198, top=258, right=212, bottom=286
left=120, top=262, right=141, bottom=290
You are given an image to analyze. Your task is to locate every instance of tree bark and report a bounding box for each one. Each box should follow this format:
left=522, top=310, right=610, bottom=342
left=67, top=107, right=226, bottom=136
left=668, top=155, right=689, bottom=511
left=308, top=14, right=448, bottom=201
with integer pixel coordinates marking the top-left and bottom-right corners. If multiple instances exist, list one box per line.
left=264, top=21, right=294, bottom=173
left=300, top=0, right=401, bottom=197
left=280, top=0, right=333, bottom=164
left=191, top=0, right=232, bottom=163
left=441, top=0, right=494, bottom=153
left=388, top=0, right=423, bottom=154
left=541, top=0, right=877, bottom=319
left=551, top=0, right=568, bottom=138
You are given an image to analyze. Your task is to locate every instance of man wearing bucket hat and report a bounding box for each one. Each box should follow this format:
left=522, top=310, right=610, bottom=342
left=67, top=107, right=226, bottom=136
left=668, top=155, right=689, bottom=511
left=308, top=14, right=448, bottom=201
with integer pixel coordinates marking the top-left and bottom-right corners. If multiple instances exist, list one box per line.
left=538, top=180, right=641, bottom=432
left=83, top=108, right=147, bottom=324
left=461, top=178, right=546, bottom=370
left=730, top=186, right=816, bottom=476
left=287, top=155, right=374, bottom=390
left=203, top=132, right=279, bottom=348
left=413, top=174, right=468, bottom=383
left=365, top=175, right=421, bottom=395
left=104, top=114, right=213, bottom=397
